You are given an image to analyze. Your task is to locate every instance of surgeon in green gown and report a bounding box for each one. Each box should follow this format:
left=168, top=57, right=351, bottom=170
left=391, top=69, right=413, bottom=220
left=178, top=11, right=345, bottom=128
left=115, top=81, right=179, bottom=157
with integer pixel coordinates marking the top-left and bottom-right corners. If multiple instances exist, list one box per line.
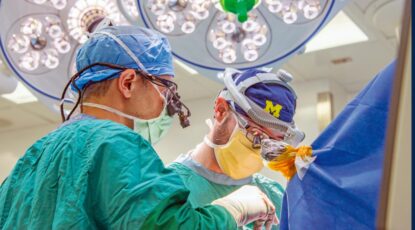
left=0, top=24, right=278, bottom=229
left=169, top=68, right=305, bottom=229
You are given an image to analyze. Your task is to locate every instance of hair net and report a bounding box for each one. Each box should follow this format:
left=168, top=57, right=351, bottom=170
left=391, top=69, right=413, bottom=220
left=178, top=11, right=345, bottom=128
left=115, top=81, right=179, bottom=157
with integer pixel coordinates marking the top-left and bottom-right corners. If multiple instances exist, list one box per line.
left=72, top=25, right=174, bottom=90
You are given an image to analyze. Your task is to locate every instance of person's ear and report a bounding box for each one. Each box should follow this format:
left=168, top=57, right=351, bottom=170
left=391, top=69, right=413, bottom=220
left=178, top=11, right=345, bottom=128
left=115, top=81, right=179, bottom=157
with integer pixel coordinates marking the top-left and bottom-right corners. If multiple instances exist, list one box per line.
left=214, top=97, right=231, bottom=124
left=117, top=69, right=138, bottom=99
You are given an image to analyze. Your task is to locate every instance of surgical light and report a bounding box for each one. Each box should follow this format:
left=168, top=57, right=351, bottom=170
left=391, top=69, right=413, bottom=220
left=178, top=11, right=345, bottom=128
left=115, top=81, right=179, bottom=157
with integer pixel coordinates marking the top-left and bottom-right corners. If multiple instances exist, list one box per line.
left=19, top=51, right=40, bottom=71
left=264, top=0, right=324, bottom=24
left=0, top=0, right=140, bottom=111
left=4, top=0, right=132, bottom=76
left=8, top=35, right=30, bottom=54
left=6, top=15, right=69, bottom=73
left=1, top=0, right=349, bottom=111
left=142, top=0, right=328, bottom=65
left=28, top=0, right=67, bottom=10
left=209, top=11, right=269, bottom=63
left=147, top=0, right=212, bottom=35
left=67, top=0, right=128, bottom=44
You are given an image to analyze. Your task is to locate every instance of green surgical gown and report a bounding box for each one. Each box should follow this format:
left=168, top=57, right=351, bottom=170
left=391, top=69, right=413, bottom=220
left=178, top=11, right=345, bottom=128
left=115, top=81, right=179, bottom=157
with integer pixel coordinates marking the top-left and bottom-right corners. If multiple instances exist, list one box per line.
left=0, top=118, right=236, bottom=229
left=168, top=161, right=285, bottom=230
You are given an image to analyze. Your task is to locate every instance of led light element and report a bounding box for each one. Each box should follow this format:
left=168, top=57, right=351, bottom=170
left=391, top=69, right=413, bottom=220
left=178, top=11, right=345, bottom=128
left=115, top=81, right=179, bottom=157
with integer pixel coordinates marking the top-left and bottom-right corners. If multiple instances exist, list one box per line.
left=19, top=51, right=40, bottom=71
left=265, top=0, right=325, bottom=24
left=27, top=0, right=68, bottom=10
left=67, top=0, right=128, bottom=43
left=8, top=35, right=30, bottom=54
left=7, top=15, right=70, bottom=73
left=147, top=0, right=212, bottom=35
left=210, top=11, right=269, bottom=63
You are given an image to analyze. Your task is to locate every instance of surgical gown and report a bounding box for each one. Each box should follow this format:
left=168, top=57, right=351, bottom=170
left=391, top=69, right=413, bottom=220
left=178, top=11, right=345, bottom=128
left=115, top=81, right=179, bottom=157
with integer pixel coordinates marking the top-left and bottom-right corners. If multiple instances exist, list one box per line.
left=169, top=156, right=285, bottom=230
left=0, top=118, right=236, bottom=229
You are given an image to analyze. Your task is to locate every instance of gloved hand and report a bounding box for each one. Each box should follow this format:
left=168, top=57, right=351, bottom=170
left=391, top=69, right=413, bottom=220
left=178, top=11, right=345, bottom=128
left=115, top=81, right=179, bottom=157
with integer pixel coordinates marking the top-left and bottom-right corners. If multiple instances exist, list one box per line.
left=211, top=185, right=278, bottom=230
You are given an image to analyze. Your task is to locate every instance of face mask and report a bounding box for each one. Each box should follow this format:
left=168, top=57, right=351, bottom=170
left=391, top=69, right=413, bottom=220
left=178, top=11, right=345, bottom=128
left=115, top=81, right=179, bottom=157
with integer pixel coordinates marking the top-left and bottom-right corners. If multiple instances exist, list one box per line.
left=83, top=83, right=173, bottom=145
left=204, top=119, right=264, bottom=180
left=132, top=106, right=173, bottom=145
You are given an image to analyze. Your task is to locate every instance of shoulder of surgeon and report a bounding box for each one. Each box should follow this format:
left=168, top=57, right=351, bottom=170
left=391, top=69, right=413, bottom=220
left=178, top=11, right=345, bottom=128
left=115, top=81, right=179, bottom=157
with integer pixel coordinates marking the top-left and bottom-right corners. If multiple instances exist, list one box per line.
left=252, top=173, right=285, bottom=196
left=50, top=118, right=150, bottom=152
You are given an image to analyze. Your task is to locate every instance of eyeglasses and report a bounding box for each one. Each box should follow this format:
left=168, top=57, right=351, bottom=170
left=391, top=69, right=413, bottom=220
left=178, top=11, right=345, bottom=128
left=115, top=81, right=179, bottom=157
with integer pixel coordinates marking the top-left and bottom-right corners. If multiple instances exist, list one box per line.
left=132, top=67, right=191, bottom=128
left=244, top=127, right=269, bottom=149
left=231, top=109, right=286, bottom=149
left=60, top=62, right=191, bottom=128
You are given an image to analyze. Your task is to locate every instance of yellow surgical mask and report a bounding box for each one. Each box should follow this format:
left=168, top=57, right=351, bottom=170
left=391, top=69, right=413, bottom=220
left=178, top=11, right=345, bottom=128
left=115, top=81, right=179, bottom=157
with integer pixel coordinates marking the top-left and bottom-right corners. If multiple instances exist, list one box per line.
left=204, top=122, right=264, bottom=180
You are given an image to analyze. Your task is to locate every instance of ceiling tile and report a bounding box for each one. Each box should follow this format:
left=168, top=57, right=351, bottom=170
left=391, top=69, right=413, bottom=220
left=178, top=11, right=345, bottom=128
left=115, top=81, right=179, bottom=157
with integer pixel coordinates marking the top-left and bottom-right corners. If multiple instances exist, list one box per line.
left=0, top=106, right=51, bottom=133
left=19, top=102, right=61, bottom=124
left=286, top=40, right=396, bottom=92
left=352, top=0, right=376, bottom=12
left=280, top=62, right=307, bottom=82
left=0, top=98, right=13, bottom=110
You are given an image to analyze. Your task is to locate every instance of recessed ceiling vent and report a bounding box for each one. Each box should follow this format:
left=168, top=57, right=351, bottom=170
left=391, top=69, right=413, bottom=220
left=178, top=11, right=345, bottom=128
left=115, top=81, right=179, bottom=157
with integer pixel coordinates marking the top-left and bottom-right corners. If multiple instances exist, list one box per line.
left=331, top=57, right=352, bottom=65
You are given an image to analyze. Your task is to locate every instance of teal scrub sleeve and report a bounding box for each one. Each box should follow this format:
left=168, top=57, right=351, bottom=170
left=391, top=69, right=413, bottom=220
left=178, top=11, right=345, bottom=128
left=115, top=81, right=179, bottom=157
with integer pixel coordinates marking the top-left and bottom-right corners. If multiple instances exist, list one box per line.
left=89, top=130, right=237, bottom=229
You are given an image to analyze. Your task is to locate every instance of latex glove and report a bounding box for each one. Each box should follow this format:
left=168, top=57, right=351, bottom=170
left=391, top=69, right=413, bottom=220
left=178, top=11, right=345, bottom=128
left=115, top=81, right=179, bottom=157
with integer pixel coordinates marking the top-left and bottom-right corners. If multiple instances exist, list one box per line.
left=212, top=185, right=278, bottom=229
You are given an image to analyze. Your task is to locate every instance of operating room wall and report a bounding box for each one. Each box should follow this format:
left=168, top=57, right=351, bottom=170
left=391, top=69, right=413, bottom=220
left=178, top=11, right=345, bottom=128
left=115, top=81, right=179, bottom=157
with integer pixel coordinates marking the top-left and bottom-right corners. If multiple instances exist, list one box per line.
left=292, top=79, right=330, bottom=144
left=329, top=80, right=349, bottom=117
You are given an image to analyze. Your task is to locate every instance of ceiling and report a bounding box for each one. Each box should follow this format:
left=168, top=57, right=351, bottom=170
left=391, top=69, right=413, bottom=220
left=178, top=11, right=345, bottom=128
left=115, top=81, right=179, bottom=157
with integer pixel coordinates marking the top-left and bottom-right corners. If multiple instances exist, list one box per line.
left=282, top=0, right=402, bottom=92
left=0, top=96, right=60, bottom=133
left=0, top=0, right=404, bottom=134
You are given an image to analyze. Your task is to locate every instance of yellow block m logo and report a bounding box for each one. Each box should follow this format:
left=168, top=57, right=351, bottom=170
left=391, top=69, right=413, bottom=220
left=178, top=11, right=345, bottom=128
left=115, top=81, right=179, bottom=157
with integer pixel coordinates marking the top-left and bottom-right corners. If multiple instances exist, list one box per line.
left=264, top=100, right=283, bottom=118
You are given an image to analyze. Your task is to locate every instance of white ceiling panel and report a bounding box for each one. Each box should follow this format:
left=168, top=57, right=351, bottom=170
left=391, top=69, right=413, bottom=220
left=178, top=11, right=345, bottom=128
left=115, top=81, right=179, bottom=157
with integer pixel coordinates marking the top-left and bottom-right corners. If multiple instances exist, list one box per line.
left=0, top=98, right=13, bottom=110
left=0, top=106, right=52, bottom=133
left=285, top=39, right=396, bottom=91
left=353, top=0, right=377, bottom=12
left=19, top=102, right=61, bottom=124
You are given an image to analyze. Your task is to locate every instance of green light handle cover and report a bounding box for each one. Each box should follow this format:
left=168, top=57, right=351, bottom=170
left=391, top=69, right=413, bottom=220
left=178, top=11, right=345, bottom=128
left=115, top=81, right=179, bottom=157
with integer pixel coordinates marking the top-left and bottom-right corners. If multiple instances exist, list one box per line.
left=220, top=0, right=259, bottom=22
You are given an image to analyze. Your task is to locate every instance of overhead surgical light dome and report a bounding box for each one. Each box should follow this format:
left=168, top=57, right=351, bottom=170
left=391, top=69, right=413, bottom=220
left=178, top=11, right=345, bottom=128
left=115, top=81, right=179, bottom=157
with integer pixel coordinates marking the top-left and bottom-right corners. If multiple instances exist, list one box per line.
left=136, top=0, right=349, bottom=76
left=0, top=0, right=349, bottom=110
left=0, top=0, right=133, bottom=111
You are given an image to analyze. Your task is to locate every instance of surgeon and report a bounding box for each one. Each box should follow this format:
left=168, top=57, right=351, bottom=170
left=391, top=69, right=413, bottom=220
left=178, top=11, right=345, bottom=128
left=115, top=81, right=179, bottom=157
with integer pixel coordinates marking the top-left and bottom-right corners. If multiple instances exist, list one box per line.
left=169, top=68, right=305, bottom=229
left=0, top=24, right=278, bottom=229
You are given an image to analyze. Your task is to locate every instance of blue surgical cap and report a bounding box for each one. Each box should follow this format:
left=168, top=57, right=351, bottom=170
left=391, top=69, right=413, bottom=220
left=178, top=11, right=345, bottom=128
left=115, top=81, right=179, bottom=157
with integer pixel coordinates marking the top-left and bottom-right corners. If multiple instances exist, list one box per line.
left=72, top=26, right=174, bottom=91
left=230, top=69, right=297, bottom=123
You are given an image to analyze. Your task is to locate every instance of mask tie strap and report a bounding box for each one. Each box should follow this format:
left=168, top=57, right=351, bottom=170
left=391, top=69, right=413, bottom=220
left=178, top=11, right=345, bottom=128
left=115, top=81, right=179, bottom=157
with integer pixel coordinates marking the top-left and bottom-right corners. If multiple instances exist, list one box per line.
left=205, top=119, right=214, bottom=130
left=83, top=102, right=136, bottom=120
left=203, top=136, right=219, bottom=149
left=203, top=119, right=222, bottom=149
